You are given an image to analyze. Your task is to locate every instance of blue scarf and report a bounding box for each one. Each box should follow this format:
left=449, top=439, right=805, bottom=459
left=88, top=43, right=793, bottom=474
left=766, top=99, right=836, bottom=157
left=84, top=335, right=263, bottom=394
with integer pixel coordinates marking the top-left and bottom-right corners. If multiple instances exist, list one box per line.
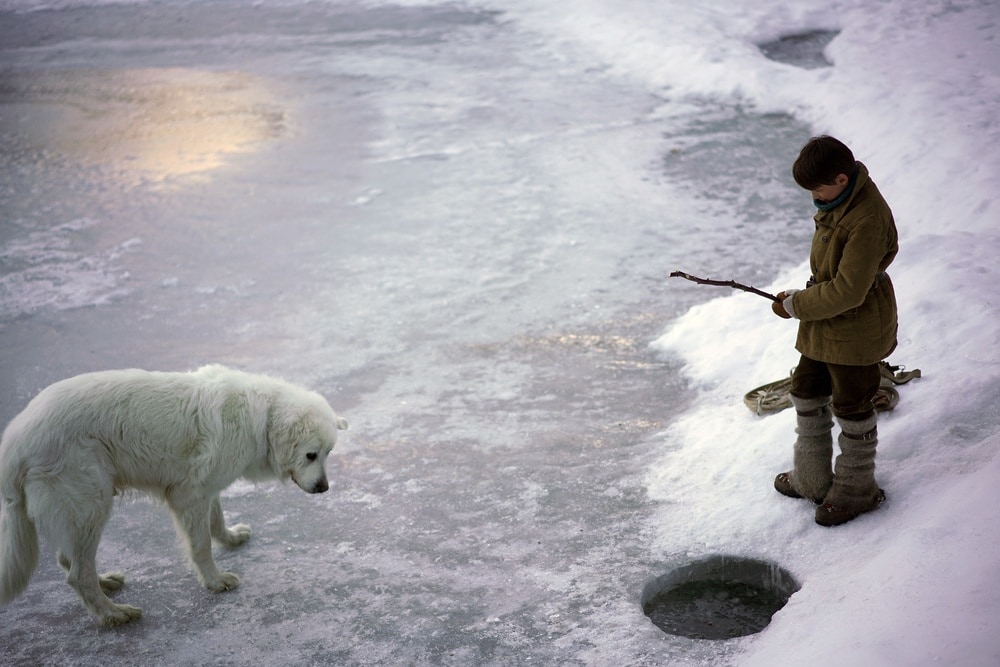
left=814, top=162, right=860, bottom=211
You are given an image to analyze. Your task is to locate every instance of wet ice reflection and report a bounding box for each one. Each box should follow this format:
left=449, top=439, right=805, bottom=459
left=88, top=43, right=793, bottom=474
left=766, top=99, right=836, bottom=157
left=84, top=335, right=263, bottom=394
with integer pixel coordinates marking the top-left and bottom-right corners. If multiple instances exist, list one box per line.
left=0, top=68, right=283, bottom=185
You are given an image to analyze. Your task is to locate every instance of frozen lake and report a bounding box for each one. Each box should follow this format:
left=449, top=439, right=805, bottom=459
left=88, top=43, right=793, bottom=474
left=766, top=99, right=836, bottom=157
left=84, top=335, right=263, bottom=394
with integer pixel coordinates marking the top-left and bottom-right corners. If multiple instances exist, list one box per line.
left=1, top=1, right=818, bottom=664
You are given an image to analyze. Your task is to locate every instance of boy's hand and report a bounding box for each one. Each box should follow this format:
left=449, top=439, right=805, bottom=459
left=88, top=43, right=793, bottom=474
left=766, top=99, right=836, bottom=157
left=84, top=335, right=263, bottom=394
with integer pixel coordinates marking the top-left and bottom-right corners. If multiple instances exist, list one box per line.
left=772, top=291, right=793, bottom=319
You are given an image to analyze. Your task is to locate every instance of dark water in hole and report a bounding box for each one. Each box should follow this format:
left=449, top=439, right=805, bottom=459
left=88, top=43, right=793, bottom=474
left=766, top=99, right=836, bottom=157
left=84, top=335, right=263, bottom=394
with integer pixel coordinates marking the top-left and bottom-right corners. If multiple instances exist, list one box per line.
left=644, top=579, right=791, bottom=640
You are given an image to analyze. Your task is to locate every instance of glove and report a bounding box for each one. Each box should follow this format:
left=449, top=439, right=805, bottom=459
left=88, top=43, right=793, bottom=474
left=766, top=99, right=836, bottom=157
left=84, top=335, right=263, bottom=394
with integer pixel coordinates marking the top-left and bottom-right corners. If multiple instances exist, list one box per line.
left=772, top=289, right=800, bottom=319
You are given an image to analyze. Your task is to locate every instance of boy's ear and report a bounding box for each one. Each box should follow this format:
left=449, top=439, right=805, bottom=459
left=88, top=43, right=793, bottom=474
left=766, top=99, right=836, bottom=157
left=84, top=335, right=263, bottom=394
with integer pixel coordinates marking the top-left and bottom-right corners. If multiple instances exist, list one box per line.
left=835, top=173, right=850, bottom=186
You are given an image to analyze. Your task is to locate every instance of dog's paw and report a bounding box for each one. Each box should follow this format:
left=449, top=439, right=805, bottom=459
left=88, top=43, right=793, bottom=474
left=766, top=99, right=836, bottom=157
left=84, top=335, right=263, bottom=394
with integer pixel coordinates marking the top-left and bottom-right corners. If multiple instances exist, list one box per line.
left=99, top=572, right=126, bottom=594
left=205, top=571, right=241, bottom=593
left=221, top=523, right=252, bottom=547
left=99, top=603, right=142, bottom=627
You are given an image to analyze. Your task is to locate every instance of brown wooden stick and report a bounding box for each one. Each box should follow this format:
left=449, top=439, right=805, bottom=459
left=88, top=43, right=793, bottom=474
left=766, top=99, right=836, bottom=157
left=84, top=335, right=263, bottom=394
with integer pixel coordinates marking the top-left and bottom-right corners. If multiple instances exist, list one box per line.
left=669, top=271, right=780, bottom=302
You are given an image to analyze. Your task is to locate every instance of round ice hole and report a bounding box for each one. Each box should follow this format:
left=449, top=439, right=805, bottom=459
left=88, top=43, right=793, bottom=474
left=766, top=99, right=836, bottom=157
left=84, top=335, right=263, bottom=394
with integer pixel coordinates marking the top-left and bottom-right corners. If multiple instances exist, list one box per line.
left=641, top=555, right=800, bottom=640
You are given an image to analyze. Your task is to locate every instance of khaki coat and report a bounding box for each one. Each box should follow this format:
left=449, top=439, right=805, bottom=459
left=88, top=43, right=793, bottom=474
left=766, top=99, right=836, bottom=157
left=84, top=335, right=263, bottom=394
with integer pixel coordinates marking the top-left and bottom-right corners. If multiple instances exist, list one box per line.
left=791, top=162, right=898, bottom=365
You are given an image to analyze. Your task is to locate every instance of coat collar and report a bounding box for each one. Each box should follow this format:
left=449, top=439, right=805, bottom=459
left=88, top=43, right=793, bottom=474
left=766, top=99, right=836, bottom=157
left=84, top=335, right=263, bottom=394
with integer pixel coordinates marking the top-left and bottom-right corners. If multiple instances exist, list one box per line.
left=814, top=162, right=871, bottom=227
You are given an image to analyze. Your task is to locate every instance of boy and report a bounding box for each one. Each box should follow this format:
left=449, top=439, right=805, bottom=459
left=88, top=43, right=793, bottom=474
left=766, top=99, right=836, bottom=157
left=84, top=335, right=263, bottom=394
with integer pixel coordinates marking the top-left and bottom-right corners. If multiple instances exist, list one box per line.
left=771, top=135, right=898, bottom=527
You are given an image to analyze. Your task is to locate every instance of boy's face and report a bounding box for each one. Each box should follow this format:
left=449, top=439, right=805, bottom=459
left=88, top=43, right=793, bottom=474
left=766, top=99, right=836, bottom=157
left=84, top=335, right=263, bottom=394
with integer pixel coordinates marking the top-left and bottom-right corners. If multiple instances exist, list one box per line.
left=810, top=173, right=850, bottom=203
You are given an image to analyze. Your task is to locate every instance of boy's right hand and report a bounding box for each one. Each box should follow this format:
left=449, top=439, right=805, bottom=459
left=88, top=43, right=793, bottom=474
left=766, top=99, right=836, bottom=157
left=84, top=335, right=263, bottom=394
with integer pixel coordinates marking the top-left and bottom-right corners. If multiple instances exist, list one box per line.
left=772, top=289, right=799, bottom=319
left=772, top=295, right=792, bottom=319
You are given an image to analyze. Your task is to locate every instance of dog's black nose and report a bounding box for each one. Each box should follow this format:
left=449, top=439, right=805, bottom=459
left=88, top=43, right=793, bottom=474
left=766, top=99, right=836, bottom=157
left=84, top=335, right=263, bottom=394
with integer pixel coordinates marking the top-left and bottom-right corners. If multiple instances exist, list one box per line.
left=312, top=478, right=329, bottom=493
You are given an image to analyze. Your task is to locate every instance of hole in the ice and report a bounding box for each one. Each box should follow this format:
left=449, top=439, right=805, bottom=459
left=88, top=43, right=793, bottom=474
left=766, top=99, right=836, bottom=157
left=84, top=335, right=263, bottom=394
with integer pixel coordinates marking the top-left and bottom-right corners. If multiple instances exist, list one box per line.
left=641, top=555, right=800, bottom=640
left=758, top=30, right=840, bottom=69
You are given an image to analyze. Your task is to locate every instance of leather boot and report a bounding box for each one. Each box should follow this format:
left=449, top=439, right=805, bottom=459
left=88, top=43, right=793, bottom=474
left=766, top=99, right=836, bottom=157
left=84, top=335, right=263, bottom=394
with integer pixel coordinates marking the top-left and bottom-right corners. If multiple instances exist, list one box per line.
left=815, top=411, right=886, bottom=526
left=774, top=395, right=834, bottom=504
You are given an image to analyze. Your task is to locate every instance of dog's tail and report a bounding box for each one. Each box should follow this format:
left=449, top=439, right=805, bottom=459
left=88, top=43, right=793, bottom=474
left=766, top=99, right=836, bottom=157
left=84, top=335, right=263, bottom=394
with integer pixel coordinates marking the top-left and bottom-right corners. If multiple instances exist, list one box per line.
left=0, top=494, right=39, bottom=604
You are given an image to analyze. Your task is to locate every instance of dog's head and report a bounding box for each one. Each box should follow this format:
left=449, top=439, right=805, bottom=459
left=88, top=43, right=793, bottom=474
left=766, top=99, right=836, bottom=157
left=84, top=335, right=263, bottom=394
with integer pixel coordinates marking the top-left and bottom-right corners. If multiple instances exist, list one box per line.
left=268, top=394, right=348, bottom=494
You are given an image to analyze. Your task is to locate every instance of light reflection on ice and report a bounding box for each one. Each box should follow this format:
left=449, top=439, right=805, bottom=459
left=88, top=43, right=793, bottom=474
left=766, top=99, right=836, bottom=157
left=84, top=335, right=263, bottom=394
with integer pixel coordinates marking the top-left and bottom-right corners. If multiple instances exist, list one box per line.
left=0, top=68, right=283, bottom=186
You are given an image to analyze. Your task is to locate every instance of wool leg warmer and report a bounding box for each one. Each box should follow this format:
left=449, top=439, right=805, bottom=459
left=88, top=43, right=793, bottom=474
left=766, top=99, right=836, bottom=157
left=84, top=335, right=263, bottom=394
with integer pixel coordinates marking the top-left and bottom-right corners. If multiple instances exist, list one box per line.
left=816, top=411, right=884, bottom=525
left=787, top=395, right=835, bottom=503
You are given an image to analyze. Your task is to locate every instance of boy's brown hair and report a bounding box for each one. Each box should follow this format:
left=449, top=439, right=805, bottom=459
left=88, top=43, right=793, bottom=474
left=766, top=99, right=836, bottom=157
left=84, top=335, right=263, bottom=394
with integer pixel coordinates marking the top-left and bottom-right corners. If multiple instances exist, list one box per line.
left=792, top=135, right=856, bottom=190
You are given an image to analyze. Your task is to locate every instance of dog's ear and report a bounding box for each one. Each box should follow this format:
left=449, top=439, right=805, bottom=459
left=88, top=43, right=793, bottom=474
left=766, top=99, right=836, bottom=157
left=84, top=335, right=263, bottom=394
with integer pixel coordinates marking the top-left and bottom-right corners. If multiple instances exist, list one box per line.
left=267, top=405, right=310, bottom=450
left=335, top=417, right=348, bottom=430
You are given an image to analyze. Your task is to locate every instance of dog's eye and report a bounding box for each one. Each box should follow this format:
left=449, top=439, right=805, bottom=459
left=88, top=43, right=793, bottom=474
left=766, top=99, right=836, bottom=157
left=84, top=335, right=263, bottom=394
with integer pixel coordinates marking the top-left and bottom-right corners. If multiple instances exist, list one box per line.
left=306, top=452, right=318, bottom=462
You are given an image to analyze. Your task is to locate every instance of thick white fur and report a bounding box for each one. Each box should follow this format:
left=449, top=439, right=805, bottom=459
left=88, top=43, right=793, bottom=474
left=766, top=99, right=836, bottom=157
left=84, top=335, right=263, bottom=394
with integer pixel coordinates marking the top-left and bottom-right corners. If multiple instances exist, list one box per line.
left=0, top=364, right=347, bottom=627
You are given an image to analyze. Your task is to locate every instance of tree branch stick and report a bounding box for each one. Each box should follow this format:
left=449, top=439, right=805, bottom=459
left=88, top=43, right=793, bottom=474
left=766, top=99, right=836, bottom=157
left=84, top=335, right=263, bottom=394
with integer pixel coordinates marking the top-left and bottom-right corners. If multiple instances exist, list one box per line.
left=669, top=271, right=780, bottom=302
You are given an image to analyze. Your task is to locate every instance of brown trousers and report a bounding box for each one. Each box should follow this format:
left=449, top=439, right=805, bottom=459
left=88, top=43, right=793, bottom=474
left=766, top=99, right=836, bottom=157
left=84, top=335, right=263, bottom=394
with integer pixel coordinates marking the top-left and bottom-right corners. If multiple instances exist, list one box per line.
left=790, top=355, right=880, bottom=421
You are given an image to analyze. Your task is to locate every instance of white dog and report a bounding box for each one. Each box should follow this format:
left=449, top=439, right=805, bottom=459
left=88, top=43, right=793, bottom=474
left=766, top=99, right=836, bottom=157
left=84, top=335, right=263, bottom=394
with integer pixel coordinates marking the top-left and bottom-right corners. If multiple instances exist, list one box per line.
left=0, top=364, right=347, bottom=627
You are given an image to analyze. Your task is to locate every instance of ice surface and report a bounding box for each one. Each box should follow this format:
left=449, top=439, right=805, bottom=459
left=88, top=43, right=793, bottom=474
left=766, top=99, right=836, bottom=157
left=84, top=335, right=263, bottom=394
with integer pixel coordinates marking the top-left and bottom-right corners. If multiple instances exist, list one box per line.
left=1, top=0, right=998, bottom=666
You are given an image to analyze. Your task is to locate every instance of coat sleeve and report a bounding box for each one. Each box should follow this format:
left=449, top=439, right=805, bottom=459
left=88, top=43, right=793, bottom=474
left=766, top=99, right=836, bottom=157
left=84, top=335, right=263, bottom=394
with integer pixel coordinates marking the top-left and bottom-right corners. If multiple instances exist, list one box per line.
left=791, top=215, right=889, bottom=322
